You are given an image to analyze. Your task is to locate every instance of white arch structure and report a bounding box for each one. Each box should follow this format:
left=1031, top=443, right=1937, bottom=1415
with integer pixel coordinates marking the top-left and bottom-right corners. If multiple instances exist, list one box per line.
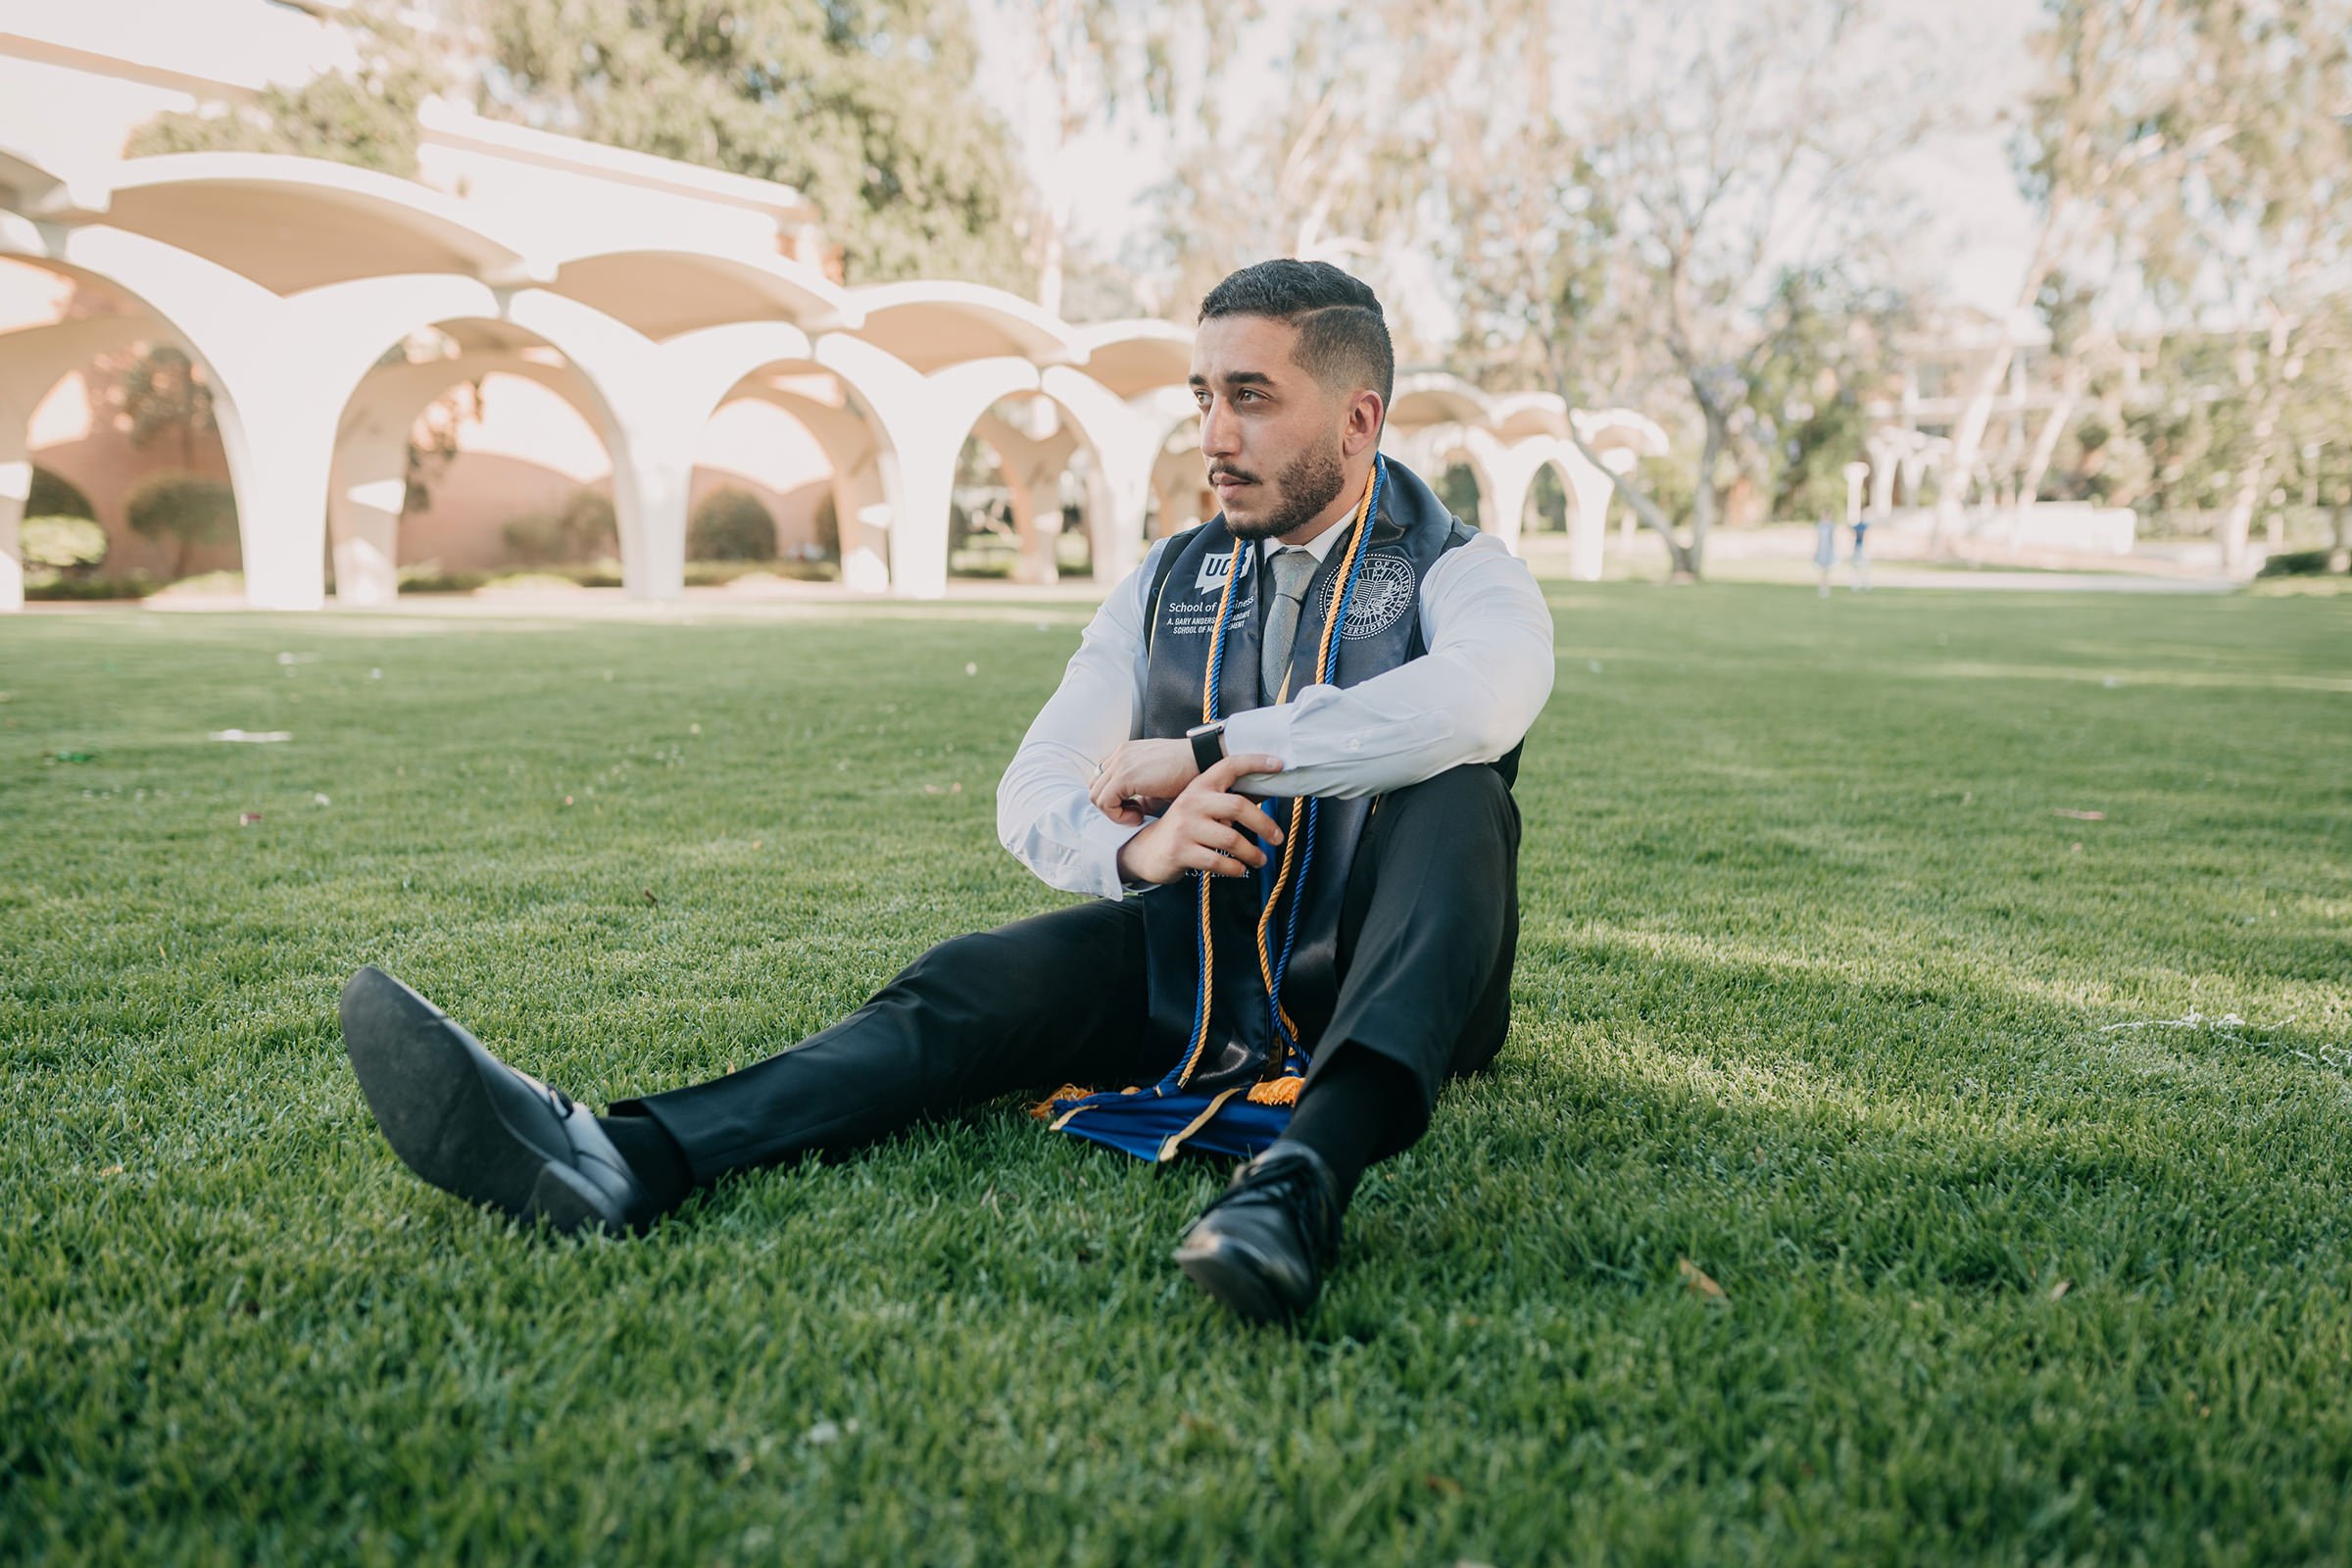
left=1, top=148, right=1658, bottom=611
left=1387, top=375, right=1668, bottom=577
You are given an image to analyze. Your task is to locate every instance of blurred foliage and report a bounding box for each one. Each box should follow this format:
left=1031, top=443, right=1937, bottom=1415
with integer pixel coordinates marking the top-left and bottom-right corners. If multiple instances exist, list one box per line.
left=115, top=347, right=216, bottom=469
left=502, top=490, right=619, bottom=566
left=484, top=0, right=1028, bottom=288
left=2258, top=547, right=2347, bottom=578
left=125, top=10, right=435, bottom=174
left=403, top=380, right=484, bottom=516
left=688, top=487, right=779, bottom=562
left=1747, top=268, right=1911, bottom=524
left=1435, top=464, right=1484, bottom=530
left=1528, top=464, right=1567, bottom=533
left=124, top=473, right=237, bottom=578
left=26, top=467, right=94, bottom=521
left=811, top=493, right=840, bottom=562
left=21, top=515, right=110, bottom=575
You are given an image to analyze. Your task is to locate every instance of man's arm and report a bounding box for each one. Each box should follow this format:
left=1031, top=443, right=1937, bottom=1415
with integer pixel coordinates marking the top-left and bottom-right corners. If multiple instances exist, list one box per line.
left=993, top=540, right=1166, bottom=898
left=1217, top=532, right=1554, bottom=798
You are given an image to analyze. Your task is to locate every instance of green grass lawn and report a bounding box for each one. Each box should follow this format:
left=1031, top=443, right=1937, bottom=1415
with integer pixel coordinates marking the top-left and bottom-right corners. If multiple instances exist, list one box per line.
left=3, top=583, right=2348, bottom=1565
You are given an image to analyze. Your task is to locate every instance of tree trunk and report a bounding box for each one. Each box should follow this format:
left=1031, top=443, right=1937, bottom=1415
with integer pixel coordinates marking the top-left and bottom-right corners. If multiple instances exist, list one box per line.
left=2222, top=318, right=2293, bottom=575
left=2007, top=380, right=2080, bottom=554
left=1933, top=228, right=2059, bottom=553
left=1688, top=406, right=1727, bottom=577
left=1562, top=420, right=1693, bottom=581
left=1036, top=202, right=1066, bottom=322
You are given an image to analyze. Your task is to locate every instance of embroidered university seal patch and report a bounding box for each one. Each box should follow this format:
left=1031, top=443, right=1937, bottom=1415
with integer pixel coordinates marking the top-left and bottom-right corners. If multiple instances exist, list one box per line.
left=1318, top=552, right=1416, bottom=639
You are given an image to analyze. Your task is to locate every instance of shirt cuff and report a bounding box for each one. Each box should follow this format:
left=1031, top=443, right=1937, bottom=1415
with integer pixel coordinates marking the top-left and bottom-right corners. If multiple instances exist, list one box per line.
left=1219, top=703, right=1297, bottom=769
left=1080, top=811, right=1150, bottom=898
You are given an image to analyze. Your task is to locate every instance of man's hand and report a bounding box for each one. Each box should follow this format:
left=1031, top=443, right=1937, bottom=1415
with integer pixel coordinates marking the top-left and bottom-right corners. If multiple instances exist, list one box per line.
left=1089, top=737, right=1204, bottom=825
left=1114, top=753, right=1287, bottom=886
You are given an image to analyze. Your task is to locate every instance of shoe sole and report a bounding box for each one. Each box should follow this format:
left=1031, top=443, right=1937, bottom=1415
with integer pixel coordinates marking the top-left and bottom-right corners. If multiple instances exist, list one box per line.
left=340, top=966, right=624, bottom=1237
left=1173, top=1234, right=1298, bottom=1323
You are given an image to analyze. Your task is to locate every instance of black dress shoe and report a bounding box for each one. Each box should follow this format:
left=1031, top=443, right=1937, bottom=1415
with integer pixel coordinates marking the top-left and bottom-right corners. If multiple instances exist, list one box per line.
left=1172, top=1140, right=1342, bottom=1322
left=339, top=965, right=654, bottom=1236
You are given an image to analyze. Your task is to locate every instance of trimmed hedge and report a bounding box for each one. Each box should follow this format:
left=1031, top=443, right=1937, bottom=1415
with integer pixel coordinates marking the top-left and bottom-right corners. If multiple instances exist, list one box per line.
left=22, top=515, right=109, bottom=572
left=27, top=466, right=95, bottom=521
left=688, top=488, right=777, bottom=562
left=501, top=490, right=617, bottom=565
left=124, top=473, right=237, bottom=568
left=2257, top=547, right=2346, bottom=578
left=24, top=574, right=154, bottom=602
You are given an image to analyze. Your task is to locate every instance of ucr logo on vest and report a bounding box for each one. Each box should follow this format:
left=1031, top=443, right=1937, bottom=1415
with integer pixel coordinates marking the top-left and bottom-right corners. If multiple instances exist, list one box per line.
left=1319, top=553, right=1416, bottom=640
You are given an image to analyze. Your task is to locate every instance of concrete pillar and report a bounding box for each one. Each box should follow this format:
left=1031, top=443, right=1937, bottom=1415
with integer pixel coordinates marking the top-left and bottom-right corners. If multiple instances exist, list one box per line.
left=329, top=352, right=620, bottom=606
left=1866, top=430, right=1901, bottom=517
left=13, top=229, right=515, bottom=611
left=816, top=336, right=1042, bottom=600
left=0, top=316, right=143, bottom=611
left=0, top=432, right=24, bottom=612
left=602, top=420, right=692, bottom=601
left=1558, top=446, right=1615, bottom=582
left=1487, top=460, right=1536, bottom=552
left=1042, top=367, right=1165, bottom=590
left=1455, top=429, right=1549, bottom=564
left=326, top=420, right=406, bottom=607
left=758, top=387, right=893, bottom=594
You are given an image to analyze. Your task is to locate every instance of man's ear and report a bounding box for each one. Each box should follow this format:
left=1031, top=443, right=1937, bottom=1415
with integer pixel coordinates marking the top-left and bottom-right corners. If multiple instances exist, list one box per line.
left=1342, top=390, right=1386, bottom=458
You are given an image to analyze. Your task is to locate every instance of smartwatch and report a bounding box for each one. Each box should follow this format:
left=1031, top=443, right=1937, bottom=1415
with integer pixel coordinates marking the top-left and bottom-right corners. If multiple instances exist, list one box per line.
left=1186, top=720, right=1226, bottom=774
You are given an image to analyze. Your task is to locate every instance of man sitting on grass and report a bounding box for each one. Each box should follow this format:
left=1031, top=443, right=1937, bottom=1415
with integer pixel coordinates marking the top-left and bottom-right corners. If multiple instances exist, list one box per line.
left=340, top=259, right=1555, bottom=1321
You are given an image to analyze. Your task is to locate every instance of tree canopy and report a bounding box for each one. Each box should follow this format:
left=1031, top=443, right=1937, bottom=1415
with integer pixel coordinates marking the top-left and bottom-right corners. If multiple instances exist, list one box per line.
left=481, top=0, right=1029, bottom=289
left=126, top=0, right=1032, bottom=290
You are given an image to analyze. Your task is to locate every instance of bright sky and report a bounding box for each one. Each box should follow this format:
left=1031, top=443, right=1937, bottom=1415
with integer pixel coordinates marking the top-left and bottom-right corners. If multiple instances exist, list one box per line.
left=972, top=0, right=2047, bottom=327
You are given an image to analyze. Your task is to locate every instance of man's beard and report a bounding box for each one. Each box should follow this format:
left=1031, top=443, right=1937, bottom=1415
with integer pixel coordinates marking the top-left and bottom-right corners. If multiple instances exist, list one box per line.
left=1218, top=436, right=1349, bottom=540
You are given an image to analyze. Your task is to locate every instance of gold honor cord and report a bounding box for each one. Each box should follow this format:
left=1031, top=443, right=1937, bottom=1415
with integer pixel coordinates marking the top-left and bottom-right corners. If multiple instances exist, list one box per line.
left=1041, top=466, right=1384, bottom=1146
left=1168, top=534, right=1250, bottom=1091
left=1247, top=469, right=1379, bottom=1061
left=1178, top=466, right=1382, bottom=1096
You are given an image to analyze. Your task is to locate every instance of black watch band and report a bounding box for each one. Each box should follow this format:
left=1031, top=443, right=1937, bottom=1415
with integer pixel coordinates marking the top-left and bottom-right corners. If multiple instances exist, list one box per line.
left=1187, top=721, right=1225, bottom=774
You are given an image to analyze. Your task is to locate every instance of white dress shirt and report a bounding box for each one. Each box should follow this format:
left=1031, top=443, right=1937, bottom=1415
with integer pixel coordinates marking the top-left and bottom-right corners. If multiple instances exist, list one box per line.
left=995, top=523, right=1556, bottom=899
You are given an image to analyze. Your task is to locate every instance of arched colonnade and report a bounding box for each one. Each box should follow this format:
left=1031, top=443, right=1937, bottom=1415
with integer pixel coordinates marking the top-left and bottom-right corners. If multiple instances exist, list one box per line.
left=1, top=148, right=1657, bottom=612
left=1385, top=375, right=1669, bottom=575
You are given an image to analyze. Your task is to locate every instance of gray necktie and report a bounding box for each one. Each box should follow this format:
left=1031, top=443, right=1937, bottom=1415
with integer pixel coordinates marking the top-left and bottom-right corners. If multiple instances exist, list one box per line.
left=1260, top=547, right=1320, bottom=702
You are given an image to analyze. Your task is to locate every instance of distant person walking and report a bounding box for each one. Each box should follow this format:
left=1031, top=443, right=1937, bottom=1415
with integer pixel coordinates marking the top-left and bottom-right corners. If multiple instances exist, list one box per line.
left=1813, top=514, right=1838, bottom=597
left=1850, top=514, right=1873, bottom=592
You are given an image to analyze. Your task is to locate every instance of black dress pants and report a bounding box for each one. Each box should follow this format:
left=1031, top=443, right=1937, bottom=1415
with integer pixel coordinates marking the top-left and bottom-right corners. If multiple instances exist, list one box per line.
left=618, top=763, right=1521, bottom=1184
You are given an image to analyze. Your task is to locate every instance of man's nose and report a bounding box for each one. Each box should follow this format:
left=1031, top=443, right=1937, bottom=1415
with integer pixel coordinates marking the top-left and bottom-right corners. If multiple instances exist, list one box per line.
left=1200, top=401, right=1240, bottom=459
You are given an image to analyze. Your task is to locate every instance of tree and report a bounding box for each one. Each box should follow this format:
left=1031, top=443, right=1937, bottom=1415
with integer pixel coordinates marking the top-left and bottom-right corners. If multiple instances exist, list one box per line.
left=1439, top=0, right=1933, bottom=576
left=688, top=488, right=778, bottom=560
left=1140, top=6, right=1440, bottom=337
left=978, top=0, right=1247, bottom=318
left=21, top=515, right=110, bottom=580
left=26, top=466, right=93, bottom=521
left=125, top=474, right=237, bottom=579
left=1749, top=268, right=1911, bottom=525
left=1925, top=0, right=2233, bottom=550
left=484, top=0, right=1030, bottom=288
left=402, top=378, right=483, bottom=516
left=116, top=346, right=216, bottom=469
left=126, top=7, right=437, bottom=174
left=501, top=491, right=618, bottom=566
left=2167, top=0, right=2352, bottom=570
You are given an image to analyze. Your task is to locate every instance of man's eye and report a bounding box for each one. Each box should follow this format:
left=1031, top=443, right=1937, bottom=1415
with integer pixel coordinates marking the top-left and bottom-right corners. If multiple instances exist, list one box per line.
left=1235, top=390, right=1258, bottom=404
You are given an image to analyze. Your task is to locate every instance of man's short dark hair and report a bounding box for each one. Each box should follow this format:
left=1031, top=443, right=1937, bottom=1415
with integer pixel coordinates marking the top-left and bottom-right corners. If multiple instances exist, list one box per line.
left=1198, top=259, right=1395, bottom=409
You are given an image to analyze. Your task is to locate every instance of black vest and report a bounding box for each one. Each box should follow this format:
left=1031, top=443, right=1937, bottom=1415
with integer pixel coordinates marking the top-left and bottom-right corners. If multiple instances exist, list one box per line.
left=1129, top=455, right=1511, bottom=1098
